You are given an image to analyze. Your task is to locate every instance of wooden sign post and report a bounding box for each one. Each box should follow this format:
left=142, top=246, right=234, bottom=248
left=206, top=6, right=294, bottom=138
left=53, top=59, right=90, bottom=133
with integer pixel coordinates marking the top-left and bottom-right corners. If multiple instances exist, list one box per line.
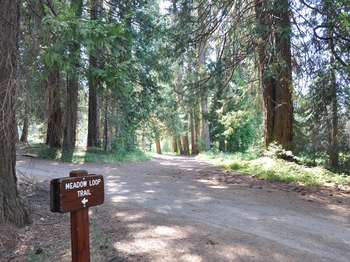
left=50, top=170, right=104, bottom=262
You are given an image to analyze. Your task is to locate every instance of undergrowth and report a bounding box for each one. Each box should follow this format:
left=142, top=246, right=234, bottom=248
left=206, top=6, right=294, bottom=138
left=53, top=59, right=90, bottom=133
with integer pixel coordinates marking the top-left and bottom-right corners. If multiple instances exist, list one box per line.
left=198, top=146, right=350, bottom=188
left=27, top=144, right=151, bottom=164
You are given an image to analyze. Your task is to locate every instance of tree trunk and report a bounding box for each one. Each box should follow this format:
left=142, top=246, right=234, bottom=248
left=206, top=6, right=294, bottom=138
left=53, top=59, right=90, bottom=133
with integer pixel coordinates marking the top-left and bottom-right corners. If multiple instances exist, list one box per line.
left=197, top=3, right=210, bottom=152
left=87, top=0, right=101, bottom=148
left=227, top=140, right=234, bottom=152
left=181, top=135, right=190, bottom=155
left=219, top=137, right=225, bottom=152
left=63, top=0, right=83, bottom=151
left=46, top=66, right=63, bottom=148
left=20, top=115, right=29, bottom=143
left=190, top=111, right=198, bottom=155
left=126, top=130, right=136, bottom=151
left=103, top=113, right=108, bottom=151
left=328, top=66, right=339, bottom=168
left=273, top=0, right=293, bottom=149
left=141, top=128, right=146, bottom=151
left=14, top=120, right=20, bottom=144
left=255, top=0, right=293, bottom=149
left=103, top=94, right=110, bottom=151
left=325, top=1, right=339, bottom=168
left=194, top=106, right=200, bottom=152
left=63, top=72, right=78, bottom=150
left=0, top=0, right=30, bottom=227
left=115, top=102, right=121, bottom=149
left=155, top=138, right=162, bottom=154
left=177, top=136, right=183, bottom=155
left=201, top=92, right=210, bottom=151
left=172, top=136, right=178, bottom=153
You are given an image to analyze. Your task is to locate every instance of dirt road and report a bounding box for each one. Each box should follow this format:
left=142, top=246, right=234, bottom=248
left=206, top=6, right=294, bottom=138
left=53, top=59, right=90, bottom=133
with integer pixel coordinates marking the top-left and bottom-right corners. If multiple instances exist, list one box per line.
left=16, top=155, right=350, bottom=262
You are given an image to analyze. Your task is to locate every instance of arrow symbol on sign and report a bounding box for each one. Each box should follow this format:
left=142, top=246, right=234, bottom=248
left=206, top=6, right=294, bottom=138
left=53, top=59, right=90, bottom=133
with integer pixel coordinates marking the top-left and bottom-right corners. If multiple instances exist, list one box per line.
left=81, top=198, right=88, bottom=207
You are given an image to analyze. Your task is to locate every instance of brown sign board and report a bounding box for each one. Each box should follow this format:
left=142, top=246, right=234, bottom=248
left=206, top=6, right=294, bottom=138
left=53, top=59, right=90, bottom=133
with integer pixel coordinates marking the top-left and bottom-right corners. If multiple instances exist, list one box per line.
left=50, top=174, right=104, bottom=213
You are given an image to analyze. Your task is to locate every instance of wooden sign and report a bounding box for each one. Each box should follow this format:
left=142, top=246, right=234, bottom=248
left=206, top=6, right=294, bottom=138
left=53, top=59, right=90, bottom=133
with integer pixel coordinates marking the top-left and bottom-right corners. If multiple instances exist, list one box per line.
left=50, top=172, right=104, bottom=213
left=50, top=170, right=105, bottom=262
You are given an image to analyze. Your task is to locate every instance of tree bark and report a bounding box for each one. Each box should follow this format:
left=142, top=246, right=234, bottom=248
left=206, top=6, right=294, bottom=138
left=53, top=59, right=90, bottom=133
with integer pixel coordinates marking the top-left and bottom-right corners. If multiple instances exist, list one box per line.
left=20, top=115, right=29, bottom=143
left=63, top=0, right=83, bottom=151
left=103, top=94, right=111, bottom=151
left=200, top=92, right=210, bottom=150
left=0, top=0, right=30, bottom=227
left=46, top=66, right=63, bottom=148
left=181, top=135, right=190, bottom=155
left=172, top=136, right=178, bottom=153
left=255, top=0, right=293, bottom=149
left=87, top=0, right=100, bottom=148
left=14, top=120, right=20, bottom=144
left=141, top=127, right=146, bottom=151
left=87, top=83, right=99, bottom=148
left=64, top=71, right=78, bottom=150
left=325, top=1, right=339, bottom=168
left=190, top=111, right=198, bottom=155
left=115, top=102, right=121, bottom=149
left=194, top=105, right=200, bottom=152
left=177, top=136, right=183, bottom=155
left=219, top=137, right=225, bottom=152
left=155, top=137, right=162, bottom=154
left=328, top=65, right=339, bottom=168
left=197, top=3, right=210, bottom=151
left=103, top=113, right=108, bottom=151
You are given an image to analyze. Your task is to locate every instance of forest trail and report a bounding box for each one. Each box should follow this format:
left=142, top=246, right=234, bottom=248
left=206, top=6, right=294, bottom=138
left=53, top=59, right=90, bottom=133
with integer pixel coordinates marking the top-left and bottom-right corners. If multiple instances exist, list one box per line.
left=16, top=155, right=350, bottom=262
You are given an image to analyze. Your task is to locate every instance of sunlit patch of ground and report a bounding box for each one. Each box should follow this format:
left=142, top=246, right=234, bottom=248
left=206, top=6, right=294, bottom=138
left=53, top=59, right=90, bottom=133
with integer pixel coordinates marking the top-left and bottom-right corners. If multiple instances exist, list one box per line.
left=7, top=154, right=350, bottom=262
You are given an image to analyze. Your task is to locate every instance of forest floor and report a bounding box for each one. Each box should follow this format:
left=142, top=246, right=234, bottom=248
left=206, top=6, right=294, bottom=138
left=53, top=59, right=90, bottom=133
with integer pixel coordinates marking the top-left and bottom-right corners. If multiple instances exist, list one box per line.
left=1, top=155, right=349, bottom=262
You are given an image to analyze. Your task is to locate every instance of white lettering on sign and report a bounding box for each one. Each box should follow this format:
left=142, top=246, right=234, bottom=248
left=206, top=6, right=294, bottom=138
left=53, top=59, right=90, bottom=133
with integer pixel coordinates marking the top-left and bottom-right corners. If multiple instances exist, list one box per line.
left=77, top=189, right=91, bottom=197
left=64, top=179, right=101, bottom=190
left=65, top=180, right=87, bottom=190
left=89, top=179, right=101, bottom=187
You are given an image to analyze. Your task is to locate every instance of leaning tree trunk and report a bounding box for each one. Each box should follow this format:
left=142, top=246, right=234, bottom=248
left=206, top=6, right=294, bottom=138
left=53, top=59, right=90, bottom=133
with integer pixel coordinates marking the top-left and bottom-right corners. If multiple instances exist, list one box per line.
left=255, top=0, right=293, bottom=149
left=63, top=0, right=83, bottom=151
left=87, top=0, right=100, bottom=148
left=46, top=66, right=63, bottom=148
left=0, top=0, right=30, bottom=227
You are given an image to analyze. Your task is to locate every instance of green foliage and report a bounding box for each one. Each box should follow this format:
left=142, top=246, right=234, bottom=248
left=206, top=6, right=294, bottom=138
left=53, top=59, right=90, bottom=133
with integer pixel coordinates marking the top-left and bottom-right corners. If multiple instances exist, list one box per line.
left=208, top=64, right=263, bottom=152
left=18, top=0, right=350, bottom=170
left=19, top=0, right=168, bottom=152
left=198, top=150, right=350, bottom=188
left=30, top=144, right=150, bottom=164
